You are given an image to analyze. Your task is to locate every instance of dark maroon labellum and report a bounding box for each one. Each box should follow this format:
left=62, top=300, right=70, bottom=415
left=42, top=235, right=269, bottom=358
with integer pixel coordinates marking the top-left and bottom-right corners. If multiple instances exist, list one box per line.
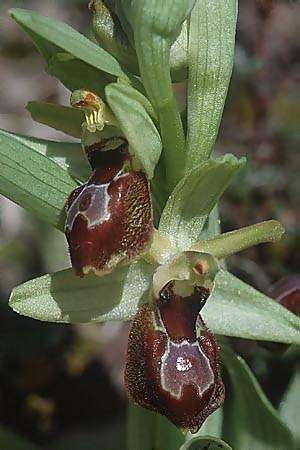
left=124, top=282, right=224, bottom=433
left=65, top=140, right=153, bottom=277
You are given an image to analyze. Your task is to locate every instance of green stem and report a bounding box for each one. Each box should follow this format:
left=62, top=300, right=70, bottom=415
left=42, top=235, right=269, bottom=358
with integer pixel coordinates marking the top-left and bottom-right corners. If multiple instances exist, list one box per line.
left=192, top=220, right=285, bottom=259
left=134, top=34, right=186, bottom=191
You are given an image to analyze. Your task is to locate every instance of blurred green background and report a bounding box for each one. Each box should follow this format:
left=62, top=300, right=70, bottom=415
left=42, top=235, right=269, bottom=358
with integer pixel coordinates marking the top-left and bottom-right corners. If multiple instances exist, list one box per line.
left=0, top=0, right=299, bottom=448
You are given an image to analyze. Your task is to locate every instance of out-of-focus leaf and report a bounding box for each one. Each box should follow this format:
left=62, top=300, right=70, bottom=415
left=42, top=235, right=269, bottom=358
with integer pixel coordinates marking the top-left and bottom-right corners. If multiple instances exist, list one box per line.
left=180, top=436, right=231, bottom=450
left=0, top=130, right=90, bottom=182
left=27, top=101, right=84, bottom=138
left=121, top=0, right=196, bottom=189
left=127, top=403, right=184, bottom=450
left=9, top=261, right=153, bottom=323
left=203, top=271, right=300, bottom=345
left=10, top=8, right=125, bottom=77
left=186, top=0, right=237, bottom=169
left=0, top=129, right=78, bottom=230
left=221, top=346, right=296, bottom=450
left=0, top=426, right=40, bottom=450
left=159, top=155, right=245, bottom=251
left=106, top=83, right=162, bottom=179
left=279, top=366, right=300, bottom=443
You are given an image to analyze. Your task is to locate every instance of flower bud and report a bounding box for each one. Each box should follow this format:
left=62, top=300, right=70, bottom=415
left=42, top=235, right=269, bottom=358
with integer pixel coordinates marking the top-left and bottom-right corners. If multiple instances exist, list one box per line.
left=65, top=139, right=153, bottom=277
left=124, top=280, right=224, bottom=433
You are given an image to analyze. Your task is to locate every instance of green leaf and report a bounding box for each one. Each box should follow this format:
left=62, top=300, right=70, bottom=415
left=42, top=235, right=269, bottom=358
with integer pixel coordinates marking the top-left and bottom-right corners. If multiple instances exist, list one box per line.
left=122, top=0, right=196, bottom=190
left=221, top=346, right=296, bottom=450
left=204, top=271, right=300, bottom=345
left=0, top=426, right=40, bottom=450
left=27, top=101, right=84, bottom=138
left=9, top=261, right=153, bottom=323
left=0, top=130, right=90, bottom=182
left=279, top=365, right=300, bottom=443
left=180, top=436, right=232, bottom=450
left=127, top=403, right=184, bottom=450
left=47, top=53, right=114, bottom=98
left=46, top=425, right=126, bottom=450
left=159, top=155, right=245, bottom=252
left=10, top=8, right=125, bottom=77
left=193, top=220, right=285, bottom=259
left=0, top=129, right=79, bottom=230
left=105, top=83, right=162, bottom=179
left=186, top=0, right=238, bottom=169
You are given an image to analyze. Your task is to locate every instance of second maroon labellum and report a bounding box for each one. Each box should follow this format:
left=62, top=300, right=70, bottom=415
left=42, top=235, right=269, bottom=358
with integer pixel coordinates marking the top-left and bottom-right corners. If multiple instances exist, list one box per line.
left=65, top=139, right=153, bottom=277
left=125, top=280, right=225, bottom=433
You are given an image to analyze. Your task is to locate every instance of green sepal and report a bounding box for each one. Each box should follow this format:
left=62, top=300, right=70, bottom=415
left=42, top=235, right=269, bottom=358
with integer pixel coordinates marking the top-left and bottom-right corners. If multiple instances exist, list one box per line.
left=9, top=261, right=153, bottom=324
left=159, top=155, right=246, bottom=252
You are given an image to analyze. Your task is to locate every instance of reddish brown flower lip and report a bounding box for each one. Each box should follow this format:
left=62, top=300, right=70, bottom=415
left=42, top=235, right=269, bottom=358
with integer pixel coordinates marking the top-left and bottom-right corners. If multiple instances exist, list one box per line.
left=125, top=282, right=224, bottom=433
left=65, top=140, right=153, bottom=277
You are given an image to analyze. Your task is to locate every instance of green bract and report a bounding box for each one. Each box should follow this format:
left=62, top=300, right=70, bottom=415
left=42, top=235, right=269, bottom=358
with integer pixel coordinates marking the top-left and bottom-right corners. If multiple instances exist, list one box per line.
left=186, top=0, right=238, bottom=169
left=159, top=155, right=246, bottom=251
left=105, top=83, right=162, bottom=179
